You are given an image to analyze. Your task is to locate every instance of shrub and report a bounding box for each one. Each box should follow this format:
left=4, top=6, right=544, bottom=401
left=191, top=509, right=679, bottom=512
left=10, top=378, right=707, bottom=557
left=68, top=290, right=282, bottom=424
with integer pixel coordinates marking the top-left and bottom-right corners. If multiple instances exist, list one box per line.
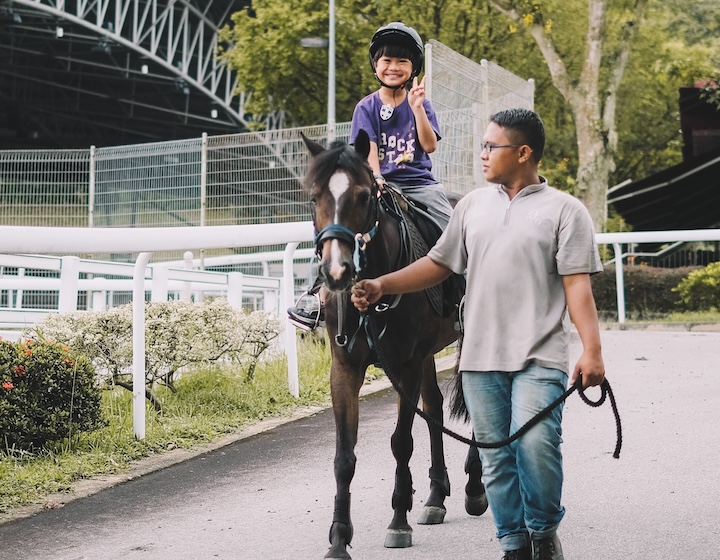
left=32, top=300, right=281, bottom=409
left=672, top=262, right=720, bottom=311
left=591, top=264, right=700, bottom=320
left=0, top=337, right=104, bottom=451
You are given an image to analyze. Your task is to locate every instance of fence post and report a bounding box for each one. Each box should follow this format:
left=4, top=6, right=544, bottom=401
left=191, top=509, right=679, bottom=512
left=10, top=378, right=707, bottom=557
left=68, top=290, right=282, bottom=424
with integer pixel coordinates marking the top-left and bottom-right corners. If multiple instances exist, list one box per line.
left=613, top=242, right=626, bottom=324
left=227, top=272, right=244, bottom=308
left=59, top=256, right=80, bottom=312
left=88, top=145, right=96, bottom=228
left=133, top=252, right=153, bottom=440
left=151, top=265, right=169, bottom=301
left=200, top=133, right=207, bottom=267
left=91, top=278, right=108, bottom=310
left=283, top=242, right=300, bottom=398
left=181, top=251, right=193, bottom=301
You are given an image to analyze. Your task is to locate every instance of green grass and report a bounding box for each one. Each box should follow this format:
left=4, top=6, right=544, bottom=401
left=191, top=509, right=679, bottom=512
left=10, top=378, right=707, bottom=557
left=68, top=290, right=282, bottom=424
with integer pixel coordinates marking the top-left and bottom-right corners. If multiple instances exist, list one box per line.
left=663, top=310, right=720, bottom=323
left=0, top=336, right=336, bottom=515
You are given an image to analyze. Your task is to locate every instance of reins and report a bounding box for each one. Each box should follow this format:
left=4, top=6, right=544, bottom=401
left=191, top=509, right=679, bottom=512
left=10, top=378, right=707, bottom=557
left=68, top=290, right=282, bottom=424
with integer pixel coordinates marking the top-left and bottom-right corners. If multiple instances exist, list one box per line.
left=364, top=312, right=623, bottom=459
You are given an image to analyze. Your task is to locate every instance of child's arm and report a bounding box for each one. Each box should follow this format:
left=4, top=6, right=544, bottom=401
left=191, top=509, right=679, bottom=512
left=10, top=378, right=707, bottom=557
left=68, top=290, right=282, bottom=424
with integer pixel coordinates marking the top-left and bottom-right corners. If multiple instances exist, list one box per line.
left=368, top=142, right=382, bottom=177
left=408, top=76, right=438, bottom=154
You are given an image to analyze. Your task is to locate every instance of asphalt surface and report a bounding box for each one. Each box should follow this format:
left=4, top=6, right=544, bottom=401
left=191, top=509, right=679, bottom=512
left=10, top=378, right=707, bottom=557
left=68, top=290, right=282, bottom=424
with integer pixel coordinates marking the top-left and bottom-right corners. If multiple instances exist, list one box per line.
left=1, top=329, right=719, bottom=560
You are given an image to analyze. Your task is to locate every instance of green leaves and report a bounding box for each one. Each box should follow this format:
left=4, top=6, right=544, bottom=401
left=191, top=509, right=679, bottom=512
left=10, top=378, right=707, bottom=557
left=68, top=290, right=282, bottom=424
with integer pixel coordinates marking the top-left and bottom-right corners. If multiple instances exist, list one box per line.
left=0, top=338, right=104, bottom=451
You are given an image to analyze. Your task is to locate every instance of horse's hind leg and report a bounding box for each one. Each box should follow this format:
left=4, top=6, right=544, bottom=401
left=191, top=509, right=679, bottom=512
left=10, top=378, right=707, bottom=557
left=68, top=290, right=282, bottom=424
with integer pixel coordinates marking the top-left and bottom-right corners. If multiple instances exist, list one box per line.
left=326, top=364, right=363, bottom=560
left=464, top=432, right=489, bottom=516
left=417, top=358, right=451, bottom=525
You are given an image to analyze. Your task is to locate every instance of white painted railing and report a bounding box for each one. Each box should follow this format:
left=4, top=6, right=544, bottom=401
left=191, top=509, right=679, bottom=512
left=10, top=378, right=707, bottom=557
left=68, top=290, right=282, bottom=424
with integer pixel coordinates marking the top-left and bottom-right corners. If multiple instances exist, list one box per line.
left=2, top=225, right=719, bottom=438
left=0, top=254, right=282, bottom=324
left=0, top=223, right=315, bottom=439
left=596, top=229, right=720, bottom=323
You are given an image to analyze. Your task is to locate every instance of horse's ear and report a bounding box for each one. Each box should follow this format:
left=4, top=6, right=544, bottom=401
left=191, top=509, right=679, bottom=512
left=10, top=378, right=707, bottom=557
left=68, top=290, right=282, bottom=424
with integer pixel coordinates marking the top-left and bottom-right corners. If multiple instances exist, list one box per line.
left=354, top=130, right=370, bottom=160
left=300, top=132, right=325, bottom=157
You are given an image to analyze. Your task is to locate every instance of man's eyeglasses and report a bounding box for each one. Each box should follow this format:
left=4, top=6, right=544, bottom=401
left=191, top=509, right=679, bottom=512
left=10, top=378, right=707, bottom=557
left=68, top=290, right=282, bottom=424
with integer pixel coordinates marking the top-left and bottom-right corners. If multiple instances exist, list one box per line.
left=480, top=143, right=521, bottom=154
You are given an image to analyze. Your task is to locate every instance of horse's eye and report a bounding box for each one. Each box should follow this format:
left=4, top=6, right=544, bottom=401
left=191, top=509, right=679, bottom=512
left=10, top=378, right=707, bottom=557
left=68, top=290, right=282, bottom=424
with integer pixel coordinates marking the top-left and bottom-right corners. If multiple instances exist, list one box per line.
left=357, top=190, right=371, bottom=206
left=310, top=197, right=317, bottom=205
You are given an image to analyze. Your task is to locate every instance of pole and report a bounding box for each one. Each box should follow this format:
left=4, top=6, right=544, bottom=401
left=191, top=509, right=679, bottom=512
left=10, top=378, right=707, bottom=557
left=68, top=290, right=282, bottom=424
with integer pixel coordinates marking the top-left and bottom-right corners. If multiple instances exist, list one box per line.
left=327, top=0, right=336, bottom=142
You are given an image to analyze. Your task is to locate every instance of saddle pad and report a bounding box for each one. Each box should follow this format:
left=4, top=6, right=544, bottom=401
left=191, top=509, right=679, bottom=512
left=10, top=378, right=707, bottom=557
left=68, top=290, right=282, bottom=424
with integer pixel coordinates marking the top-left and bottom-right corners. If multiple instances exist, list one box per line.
left=401, top=207, right=444, bottom=317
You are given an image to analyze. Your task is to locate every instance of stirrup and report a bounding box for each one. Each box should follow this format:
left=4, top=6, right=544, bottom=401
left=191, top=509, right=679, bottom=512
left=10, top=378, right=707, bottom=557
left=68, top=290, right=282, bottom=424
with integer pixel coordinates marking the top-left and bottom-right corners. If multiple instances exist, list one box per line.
left=287, top=291, right=324, bottom=332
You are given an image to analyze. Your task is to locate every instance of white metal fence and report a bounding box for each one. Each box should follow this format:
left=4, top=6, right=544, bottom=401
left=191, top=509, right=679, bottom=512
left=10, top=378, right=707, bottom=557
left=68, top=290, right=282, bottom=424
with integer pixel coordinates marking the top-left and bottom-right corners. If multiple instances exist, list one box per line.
left=426, top=40, right=535, bottom=192
left=2, top=226, right=719, bottom=439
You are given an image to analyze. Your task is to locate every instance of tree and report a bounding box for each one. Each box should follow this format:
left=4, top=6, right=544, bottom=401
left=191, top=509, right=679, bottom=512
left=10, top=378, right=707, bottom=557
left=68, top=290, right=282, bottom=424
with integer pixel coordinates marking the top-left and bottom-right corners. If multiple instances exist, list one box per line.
left=219, top=1, right=717, bottom=229
left=482, top=0, right=651, bottom=229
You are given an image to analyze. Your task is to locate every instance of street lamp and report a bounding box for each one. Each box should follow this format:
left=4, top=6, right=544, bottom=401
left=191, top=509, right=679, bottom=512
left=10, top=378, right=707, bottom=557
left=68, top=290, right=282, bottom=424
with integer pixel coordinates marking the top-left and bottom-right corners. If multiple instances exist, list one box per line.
left=300, top=0, right=335, bottom=142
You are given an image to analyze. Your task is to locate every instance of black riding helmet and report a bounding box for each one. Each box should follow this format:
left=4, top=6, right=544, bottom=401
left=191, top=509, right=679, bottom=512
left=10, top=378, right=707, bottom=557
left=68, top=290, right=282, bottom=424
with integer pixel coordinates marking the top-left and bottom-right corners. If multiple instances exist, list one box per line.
left=368, top=22, right=424, bottom=85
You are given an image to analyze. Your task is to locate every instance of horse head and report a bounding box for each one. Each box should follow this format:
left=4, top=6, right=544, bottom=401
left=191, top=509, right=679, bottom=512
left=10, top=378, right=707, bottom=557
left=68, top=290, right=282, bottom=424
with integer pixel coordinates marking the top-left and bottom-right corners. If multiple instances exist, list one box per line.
left=302, top=130, right=379, bottom=292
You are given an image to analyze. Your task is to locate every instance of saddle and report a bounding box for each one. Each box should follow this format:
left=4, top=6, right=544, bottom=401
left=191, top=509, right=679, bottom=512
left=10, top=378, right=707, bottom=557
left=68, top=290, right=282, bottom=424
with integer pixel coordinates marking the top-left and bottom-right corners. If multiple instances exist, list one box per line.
left=381, top=186, right=465, bottom=318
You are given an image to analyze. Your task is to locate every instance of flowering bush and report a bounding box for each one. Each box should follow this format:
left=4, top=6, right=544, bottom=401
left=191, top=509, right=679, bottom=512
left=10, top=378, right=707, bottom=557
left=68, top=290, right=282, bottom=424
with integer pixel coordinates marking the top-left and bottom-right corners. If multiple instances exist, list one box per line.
left=32, top=300, right=281, bottom=409
left=0, top=337, right=104, bottom=451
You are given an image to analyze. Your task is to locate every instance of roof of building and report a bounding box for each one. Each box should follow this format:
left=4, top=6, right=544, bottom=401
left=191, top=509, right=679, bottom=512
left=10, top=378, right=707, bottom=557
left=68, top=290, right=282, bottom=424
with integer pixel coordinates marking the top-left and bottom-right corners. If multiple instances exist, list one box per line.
left=608, top=147, right=720, bottom=230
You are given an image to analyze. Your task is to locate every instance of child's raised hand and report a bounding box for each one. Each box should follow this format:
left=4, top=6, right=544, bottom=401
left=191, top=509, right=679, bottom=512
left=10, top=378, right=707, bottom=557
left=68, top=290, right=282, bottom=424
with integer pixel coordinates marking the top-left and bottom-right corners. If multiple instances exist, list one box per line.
left=408, top=76, right=426, bottom=110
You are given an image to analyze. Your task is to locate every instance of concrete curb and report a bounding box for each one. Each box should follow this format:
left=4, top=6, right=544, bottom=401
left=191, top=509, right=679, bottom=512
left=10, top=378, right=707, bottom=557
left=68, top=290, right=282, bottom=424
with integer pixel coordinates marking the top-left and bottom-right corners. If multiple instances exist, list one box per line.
left=0, top=354, right=459, bottom=526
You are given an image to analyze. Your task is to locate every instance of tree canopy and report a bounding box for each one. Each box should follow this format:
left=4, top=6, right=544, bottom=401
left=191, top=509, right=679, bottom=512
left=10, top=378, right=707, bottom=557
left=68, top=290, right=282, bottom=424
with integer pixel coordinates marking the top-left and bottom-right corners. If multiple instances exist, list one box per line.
left=219, top=0, right=719, bottom=228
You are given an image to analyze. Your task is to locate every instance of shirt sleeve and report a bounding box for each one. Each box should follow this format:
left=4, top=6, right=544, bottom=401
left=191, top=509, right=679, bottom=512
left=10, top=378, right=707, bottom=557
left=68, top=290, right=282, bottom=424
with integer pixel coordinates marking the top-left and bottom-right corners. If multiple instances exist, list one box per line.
left=350, top=95, right=379, bottom=144
left=424, top=100, right=442, bottom=141
left=556, top=198, right=603, bottom=275
left=427, top=196, right=467, bottom=274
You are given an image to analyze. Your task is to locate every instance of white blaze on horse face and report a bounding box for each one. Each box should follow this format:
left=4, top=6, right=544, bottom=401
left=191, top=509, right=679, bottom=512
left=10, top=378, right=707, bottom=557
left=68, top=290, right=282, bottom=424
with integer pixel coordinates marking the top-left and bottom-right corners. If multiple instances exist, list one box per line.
left=327, top=171, right=350, bottom=281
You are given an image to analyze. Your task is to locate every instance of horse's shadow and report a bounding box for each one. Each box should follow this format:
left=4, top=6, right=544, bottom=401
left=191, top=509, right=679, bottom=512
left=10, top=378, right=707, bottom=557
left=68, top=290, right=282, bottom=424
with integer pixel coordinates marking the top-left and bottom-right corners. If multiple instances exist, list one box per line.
left=299, top=131, right=487, bottom=560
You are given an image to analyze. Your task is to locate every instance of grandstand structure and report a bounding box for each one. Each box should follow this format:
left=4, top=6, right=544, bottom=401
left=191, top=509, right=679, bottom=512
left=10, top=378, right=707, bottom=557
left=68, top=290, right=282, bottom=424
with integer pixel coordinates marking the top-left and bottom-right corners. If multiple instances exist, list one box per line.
left=0, top=0, right=261, bottom=149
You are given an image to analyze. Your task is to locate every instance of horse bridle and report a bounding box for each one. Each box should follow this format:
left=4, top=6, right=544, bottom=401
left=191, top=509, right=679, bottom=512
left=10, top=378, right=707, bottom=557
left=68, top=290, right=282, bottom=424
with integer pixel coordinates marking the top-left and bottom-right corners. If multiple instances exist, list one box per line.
left=312, top=173, right=381, bottom=280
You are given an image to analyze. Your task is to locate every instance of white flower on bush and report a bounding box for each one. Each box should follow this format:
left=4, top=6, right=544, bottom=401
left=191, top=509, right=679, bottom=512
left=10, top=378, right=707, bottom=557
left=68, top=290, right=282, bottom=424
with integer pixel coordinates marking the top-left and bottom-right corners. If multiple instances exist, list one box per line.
left=30, top=300, right=280, bottom=391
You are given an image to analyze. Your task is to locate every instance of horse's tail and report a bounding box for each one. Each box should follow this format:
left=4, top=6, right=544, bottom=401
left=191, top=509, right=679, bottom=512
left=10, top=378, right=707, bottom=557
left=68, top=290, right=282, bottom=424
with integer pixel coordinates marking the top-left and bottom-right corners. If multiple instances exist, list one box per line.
left=448, top=332, right=469, bottom=422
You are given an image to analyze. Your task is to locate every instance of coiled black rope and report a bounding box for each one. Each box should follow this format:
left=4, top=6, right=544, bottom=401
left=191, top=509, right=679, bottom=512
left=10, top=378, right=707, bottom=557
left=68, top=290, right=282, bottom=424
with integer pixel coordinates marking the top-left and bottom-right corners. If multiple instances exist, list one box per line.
left=366, top=314, right=622, bottom=459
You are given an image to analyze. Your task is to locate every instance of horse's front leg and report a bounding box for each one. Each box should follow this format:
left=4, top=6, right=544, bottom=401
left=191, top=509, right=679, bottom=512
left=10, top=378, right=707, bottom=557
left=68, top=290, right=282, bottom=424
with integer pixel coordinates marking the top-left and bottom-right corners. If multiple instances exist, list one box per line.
left=384, top=370, right=419, bottom=548
left=326, top=361, right=363, bottom=560
left=417, top=357, right=451, bottom=525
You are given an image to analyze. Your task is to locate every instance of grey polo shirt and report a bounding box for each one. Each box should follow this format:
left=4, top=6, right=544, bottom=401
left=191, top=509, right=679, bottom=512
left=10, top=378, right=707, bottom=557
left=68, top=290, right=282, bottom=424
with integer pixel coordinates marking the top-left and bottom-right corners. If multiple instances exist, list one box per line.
left=428, top=181, right=602, bottom=374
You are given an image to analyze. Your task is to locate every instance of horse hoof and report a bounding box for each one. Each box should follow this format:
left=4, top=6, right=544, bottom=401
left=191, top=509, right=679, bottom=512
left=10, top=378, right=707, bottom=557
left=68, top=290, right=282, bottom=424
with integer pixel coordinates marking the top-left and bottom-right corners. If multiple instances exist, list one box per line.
left=465, top=492, right=489, bottom=516
left=384, top=528, right=412, bottom=548
left=417, top=505, right=447, bottom=525
left=324, top=550, right=351, bottom=560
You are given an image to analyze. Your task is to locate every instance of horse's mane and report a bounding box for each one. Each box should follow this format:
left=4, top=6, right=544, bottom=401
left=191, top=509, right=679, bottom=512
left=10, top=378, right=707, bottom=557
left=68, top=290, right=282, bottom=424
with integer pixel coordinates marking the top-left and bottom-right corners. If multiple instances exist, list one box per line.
left=306, top=141, right=370, bottom=192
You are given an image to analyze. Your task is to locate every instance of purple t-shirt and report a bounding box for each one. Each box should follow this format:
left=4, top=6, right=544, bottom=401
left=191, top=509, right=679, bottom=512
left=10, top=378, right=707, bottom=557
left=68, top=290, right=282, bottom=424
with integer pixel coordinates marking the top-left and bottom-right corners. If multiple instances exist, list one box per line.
left=350, top=91, right=441, bottom=186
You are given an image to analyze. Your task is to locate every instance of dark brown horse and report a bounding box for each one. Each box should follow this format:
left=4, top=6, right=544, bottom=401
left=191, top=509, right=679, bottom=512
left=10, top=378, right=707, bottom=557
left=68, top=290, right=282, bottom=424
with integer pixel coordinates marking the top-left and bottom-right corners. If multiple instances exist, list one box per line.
left=301, top=131, right=486, bottom=559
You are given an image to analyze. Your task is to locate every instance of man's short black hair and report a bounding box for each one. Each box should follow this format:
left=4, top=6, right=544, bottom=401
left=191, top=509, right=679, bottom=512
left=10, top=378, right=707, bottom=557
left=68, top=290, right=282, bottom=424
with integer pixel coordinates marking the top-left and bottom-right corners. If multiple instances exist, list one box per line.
left=489, top=108, right=545, bottom=162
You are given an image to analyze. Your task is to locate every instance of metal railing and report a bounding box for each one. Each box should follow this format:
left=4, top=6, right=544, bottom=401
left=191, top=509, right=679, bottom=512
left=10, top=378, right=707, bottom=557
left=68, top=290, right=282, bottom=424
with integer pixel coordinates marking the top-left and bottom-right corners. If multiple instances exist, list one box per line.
left=2, top=224, right=720, bottom=440
left=0, top=41, right=535, bottom=240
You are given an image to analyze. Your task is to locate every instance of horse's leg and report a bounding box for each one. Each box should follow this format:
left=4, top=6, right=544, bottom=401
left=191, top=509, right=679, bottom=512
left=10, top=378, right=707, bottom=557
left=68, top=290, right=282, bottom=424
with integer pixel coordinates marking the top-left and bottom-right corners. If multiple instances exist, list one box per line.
left=417, top=357, right=451, bottom=525
left=384, top=363, right=421, bottom=548
left=464, top=431, right=489, bottom=516
left=326, top=362, right=364, bottom=560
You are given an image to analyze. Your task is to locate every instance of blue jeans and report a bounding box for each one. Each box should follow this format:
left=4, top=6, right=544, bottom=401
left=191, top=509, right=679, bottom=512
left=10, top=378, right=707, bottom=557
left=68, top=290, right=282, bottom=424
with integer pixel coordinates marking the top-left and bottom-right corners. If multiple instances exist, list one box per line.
left=462, top=364, right=567, bottom=552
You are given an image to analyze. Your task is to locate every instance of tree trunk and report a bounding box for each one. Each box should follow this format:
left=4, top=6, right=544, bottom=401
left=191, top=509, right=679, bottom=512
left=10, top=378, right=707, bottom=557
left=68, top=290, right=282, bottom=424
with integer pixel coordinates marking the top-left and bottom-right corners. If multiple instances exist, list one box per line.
left=115, top=380, right=163, bottom=412
left=575, top=112, right=615, bottom=230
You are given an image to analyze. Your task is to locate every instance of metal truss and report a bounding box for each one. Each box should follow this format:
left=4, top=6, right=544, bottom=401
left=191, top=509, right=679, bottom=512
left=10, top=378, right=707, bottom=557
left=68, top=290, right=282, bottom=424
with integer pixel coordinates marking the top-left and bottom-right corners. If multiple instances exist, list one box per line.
left=0, top=0, right=282, bottom=147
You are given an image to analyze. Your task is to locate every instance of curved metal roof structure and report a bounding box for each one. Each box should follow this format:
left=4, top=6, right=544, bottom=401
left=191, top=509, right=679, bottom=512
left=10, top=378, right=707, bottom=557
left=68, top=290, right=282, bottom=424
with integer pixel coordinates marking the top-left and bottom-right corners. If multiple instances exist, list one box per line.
left=608, top=148, right=720, bottom=231
left=0, top=0, right=263, bottom=149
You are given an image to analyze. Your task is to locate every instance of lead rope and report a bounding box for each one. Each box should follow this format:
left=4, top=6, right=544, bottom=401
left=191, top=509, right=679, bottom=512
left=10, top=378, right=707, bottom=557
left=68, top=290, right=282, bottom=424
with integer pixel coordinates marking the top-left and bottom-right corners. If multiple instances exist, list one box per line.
left=365, top=313, right=622, bottom=458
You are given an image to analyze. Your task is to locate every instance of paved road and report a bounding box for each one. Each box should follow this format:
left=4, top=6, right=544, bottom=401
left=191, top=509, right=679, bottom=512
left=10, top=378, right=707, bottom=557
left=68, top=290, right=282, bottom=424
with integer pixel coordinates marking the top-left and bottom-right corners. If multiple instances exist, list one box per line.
left=1, top=330, right=719, bottom=560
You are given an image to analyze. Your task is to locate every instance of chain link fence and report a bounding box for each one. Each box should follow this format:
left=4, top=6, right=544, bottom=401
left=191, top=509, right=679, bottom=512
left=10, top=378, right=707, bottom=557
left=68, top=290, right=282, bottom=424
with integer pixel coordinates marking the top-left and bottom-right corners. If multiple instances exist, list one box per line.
left=0, top=42, right=533, bottom=235
left=426, top=40, right=535, bottom=193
